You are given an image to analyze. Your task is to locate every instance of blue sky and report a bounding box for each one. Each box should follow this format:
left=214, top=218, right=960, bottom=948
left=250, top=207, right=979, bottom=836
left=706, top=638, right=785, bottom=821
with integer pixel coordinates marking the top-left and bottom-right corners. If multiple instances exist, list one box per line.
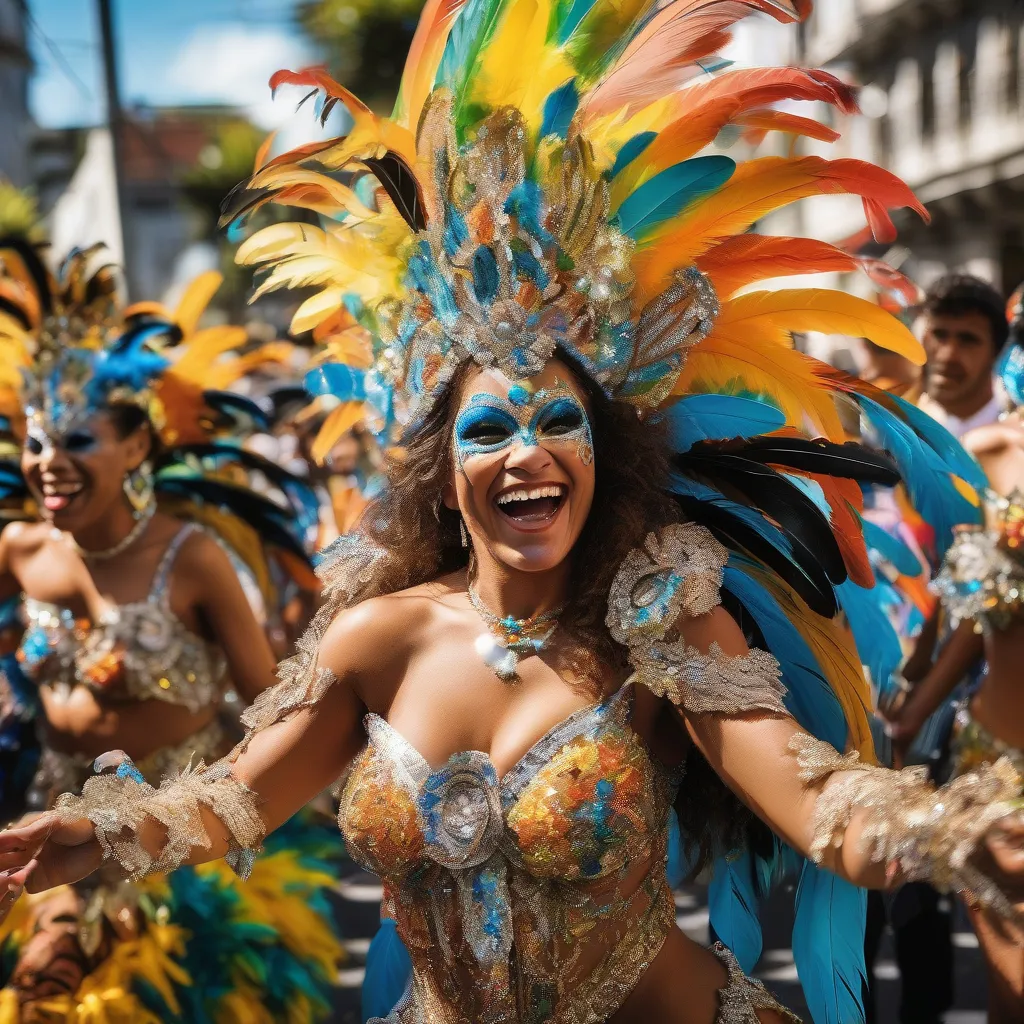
left=28, top=0, right=317, bottom=128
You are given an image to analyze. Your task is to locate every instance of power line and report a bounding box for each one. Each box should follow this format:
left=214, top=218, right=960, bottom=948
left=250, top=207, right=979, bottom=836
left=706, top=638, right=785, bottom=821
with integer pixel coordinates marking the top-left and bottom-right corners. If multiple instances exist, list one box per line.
left=23, top=9, right=94, bottom=102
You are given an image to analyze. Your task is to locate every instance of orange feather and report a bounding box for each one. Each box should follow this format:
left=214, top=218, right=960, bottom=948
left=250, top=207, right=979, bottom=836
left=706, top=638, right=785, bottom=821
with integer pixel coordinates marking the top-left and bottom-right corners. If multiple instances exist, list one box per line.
left=395, top=0, right=470, bottom=130
left=696, top=235, right=860, bottom=298
left=736, top=108, right=841, bottom=146
left=634, top=155, right=928, bottom=296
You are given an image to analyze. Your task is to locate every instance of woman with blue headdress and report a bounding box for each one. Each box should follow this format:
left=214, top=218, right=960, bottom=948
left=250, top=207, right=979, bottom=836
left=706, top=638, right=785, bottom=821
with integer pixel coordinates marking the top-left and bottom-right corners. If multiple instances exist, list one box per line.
left=0, top=241, right=343, bottom=1023
left=3, top=3, right=1024, bottom=1023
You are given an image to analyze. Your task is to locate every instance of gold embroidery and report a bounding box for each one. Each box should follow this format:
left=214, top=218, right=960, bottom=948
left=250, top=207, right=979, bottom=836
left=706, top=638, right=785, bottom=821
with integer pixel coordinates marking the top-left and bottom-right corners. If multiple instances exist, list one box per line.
left=792, top=734, right=1022, bottom=916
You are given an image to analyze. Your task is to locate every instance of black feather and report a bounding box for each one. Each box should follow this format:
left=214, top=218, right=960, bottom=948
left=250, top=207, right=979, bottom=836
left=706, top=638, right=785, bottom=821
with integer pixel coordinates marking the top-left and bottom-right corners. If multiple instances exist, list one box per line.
left=364, top=153, right=426, bottom=231
left=674, top=494, right=839, bottom=618
left=676, top=450, right=848, bottom=585
left=155, top=477, right=307, bottom=558
left=725, top=437, right=900, bottom=485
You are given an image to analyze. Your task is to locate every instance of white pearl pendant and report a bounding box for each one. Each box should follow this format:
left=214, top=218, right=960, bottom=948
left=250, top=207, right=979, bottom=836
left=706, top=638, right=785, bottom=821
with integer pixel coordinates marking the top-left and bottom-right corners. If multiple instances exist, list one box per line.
left=474, top=633, right=518, bottom=681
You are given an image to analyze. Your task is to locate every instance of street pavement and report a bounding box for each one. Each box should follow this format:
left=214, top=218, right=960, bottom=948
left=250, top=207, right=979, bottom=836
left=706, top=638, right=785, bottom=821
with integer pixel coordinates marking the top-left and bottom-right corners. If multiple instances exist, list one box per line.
left=329, top=864, right=987, bottom=1023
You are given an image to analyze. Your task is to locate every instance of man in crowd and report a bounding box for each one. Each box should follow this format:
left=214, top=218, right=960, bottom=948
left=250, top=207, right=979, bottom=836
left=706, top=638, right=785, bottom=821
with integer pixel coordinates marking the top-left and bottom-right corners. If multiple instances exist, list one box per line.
left=916, top=273, right=1010, bottom=437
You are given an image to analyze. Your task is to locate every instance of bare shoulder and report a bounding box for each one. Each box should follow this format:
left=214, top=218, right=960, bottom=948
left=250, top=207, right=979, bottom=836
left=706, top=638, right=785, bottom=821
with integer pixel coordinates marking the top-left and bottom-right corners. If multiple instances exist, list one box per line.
left=963, top=422, right=1023, bottom=458
left=677, top=605, right=748, bottom=656
left=318, top=578, right=459, bottom=700
left=1, top=520, right=52, bottom=558
left=168, top=524, right=236, bottom=583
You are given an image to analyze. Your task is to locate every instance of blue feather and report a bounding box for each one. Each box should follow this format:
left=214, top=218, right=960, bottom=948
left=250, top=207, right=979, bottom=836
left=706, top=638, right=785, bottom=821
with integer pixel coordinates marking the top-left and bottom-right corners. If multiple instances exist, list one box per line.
left=883, top=393, right=986, bottom=491
left=556, top=0, right=600, bottom=42
left=540, top=79, right=579, bottom=139
left=858, top=396, right=981, bottom=556
left=708, top=849, right=763, bottom=973
left=614, top=156, right=735, bottom=240
left=362, top=919, right=412, bottom=1022
left=723, top=558, right=849, bottom=750
left=304, top=364, right=367, bottom=402
left=837, top=579, right=902, bottom=699
left=860, top=518, right=923, bottom=578
left=792, top=862, right=867, bottom=1024
left=662, top=394, right=785, bottom=452
left=610, top=131, right=657, bottom=179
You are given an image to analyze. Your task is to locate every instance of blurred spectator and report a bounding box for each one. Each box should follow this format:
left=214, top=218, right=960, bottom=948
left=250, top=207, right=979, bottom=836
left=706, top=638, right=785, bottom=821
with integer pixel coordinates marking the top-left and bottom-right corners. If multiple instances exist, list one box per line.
left=916, top=274, right=1010, bottom=437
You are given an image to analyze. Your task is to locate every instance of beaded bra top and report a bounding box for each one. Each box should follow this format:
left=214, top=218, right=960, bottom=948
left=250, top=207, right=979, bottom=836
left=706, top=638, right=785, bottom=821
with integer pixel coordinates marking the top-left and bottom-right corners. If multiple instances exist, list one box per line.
left=337, top=685, right=680, bottom=1024
left=17, top=524, right=225, bottom=713
left=933, top=491, right=1024, bottom=634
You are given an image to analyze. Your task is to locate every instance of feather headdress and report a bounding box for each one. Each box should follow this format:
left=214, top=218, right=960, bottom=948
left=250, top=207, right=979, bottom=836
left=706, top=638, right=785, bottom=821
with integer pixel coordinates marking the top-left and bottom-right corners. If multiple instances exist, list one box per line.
left=223, top=2, right=982, bottom=1019
left=0, top=240, right=318, bottom=595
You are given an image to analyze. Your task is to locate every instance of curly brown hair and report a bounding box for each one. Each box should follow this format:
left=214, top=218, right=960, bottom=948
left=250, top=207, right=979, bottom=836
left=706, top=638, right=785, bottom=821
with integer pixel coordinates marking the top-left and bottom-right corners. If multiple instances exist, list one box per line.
left=353, top=351, right=768, bottom=872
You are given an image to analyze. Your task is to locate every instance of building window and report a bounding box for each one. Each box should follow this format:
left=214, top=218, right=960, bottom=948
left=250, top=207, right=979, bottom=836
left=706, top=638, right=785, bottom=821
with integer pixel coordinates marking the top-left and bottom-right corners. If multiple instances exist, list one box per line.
left=921, top=52, right=936, bottom=137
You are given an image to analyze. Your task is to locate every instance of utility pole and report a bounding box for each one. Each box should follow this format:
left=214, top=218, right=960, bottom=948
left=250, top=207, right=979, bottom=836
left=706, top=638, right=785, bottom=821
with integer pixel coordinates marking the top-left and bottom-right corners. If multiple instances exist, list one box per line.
left=96, top=0, right=133, bottom=297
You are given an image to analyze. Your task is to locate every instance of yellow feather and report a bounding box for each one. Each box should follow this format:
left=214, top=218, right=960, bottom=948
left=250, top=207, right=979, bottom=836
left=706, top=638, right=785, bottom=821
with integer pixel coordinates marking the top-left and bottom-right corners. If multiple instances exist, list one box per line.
left=748, top=563, right=874, bottom=759
left=313, top=401, right=367, bottom=464
left=679, top=332, right=844, bottom=438
left=951, top=474, right=980, bottom=506
left=470, top=0, right=574, bottom=140
left=292, top=289, right=350, bottom=337
left=716, top=289, right=925, bottom=365
left=173, top=270, right=223, bottom=338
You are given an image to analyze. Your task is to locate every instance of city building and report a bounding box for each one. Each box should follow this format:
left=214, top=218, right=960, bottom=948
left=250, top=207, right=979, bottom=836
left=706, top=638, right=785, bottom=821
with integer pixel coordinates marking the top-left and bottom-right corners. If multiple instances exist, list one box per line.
left=0, top=0, right=32, bottom=187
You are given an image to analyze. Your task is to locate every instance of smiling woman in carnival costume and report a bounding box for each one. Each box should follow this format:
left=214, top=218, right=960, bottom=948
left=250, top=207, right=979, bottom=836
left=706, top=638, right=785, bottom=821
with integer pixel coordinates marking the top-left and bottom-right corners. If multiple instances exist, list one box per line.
left=0, top=244, right=342, bottom=1023
left=2, top=2, right=1024, bottom=1023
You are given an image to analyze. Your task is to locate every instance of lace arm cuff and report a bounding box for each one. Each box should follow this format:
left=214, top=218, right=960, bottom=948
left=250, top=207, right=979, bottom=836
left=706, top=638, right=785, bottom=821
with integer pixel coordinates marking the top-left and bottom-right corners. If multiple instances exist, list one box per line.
left=631, top=638, right=790, bottom=716
left=53, top=756, right=266, bottom=881
left=792, top=734, right=1022, bottom=915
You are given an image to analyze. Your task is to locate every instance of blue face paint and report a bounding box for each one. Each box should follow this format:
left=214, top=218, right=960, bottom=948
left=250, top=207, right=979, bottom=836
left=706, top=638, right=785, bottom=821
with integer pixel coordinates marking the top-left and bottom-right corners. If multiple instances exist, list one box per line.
left=453, top=381, right=593, bottom=469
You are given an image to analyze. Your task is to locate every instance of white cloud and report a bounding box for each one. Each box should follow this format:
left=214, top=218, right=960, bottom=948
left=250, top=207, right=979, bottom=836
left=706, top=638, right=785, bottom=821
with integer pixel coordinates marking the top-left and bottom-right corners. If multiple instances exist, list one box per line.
left=162, top=23, right=345, bottom=142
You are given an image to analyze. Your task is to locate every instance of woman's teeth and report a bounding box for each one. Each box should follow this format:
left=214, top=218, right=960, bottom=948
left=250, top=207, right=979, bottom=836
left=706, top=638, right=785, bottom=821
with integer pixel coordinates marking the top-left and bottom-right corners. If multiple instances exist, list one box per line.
left=494, top=485, right=567, bottom=523
left=41, top=483, right=83, bottom=513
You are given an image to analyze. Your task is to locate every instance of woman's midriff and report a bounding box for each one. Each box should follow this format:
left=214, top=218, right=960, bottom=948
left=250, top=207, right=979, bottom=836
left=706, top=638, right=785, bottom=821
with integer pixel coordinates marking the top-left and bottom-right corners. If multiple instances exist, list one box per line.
left=970, top=625, right=1024, bottom=751
left=39, top=686, right=220, bottom=762
left=611, top=925, right=729, bottom=1024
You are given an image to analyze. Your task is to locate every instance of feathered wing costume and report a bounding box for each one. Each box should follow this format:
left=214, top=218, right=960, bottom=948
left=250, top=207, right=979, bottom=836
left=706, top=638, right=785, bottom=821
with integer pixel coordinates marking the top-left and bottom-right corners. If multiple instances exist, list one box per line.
left=213, top=1, right=991, bottom=1019
left=0, top=243, right=342, bottom=1024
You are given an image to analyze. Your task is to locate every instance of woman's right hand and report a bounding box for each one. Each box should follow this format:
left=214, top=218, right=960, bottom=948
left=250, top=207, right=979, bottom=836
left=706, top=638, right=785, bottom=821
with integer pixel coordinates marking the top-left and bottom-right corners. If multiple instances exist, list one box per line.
left=0, top=813, right=102, bottom=919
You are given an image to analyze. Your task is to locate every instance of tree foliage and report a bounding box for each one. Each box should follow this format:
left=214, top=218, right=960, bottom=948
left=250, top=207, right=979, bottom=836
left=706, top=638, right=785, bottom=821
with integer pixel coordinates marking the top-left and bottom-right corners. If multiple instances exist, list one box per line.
left=297, top=0, right=426, bottom=110
left=0, top=180, right=42, bottom=241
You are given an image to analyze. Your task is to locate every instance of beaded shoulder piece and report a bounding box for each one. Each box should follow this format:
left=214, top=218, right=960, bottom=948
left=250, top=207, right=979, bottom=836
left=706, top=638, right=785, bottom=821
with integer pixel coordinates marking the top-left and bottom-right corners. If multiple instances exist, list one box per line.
left=606, top=522, right=788, bottom=717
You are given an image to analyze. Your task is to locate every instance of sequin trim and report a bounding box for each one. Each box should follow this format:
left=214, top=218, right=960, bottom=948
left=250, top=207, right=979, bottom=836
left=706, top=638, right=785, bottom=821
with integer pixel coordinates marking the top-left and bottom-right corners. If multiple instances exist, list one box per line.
left=53, top=755, right=265, bottom=881
left=933, top=525, right=1024, bottom=633
left=607, top=522, right=729, bottom=645
left=792, top=733, right=1022, bottom=917
left=633, top=639, right=788, bottom=717
left=32, top=717, right=226, bottom=802
left=711, top=943, right=803, bottom=1023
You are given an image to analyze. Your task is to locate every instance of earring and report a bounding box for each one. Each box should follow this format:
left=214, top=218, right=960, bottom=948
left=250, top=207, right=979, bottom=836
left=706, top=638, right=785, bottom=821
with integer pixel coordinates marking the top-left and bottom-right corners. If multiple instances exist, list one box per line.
left=123, top=460, right=155, bottom=519
left=460, top=518, right=469, bottom=548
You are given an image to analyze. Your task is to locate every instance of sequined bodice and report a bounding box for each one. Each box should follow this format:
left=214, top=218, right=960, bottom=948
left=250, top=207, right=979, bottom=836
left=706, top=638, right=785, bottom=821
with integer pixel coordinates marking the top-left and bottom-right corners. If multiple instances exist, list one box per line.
left=337, top=686, right=679, bottom=1024
left=17, top=525, right=225, bottom=713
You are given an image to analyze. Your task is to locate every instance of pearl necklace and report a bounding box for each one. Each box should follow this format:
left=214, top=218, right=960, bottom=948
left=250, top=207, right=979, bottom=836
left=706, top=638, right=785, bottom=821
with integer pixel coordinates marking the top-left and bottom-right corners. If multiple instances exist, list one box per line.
left=66, top=502, right=156, bottom=561
left=467, top=585, right=563, bottom=682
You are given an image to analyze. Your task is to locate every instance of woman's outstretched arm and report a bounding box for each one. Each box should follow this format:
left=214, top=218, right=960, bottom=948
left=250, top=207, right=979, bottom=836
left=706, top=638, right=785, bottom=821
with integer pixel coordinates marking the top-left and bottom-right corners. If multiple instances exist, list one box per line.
left=0, top=591, right=406, bottom=904
left=663, top=606, right=1024, bottom=907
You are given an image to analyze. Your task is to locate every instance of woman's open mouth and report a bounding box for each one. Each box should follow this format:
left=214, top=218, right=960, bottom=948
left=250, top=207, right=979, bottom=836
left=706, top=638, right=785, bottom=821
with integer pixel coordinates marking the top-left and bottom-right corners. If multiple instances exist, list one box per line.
left=493, top=484, right=567, bottom=527
left=40, top=480, right=84, bottom=514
